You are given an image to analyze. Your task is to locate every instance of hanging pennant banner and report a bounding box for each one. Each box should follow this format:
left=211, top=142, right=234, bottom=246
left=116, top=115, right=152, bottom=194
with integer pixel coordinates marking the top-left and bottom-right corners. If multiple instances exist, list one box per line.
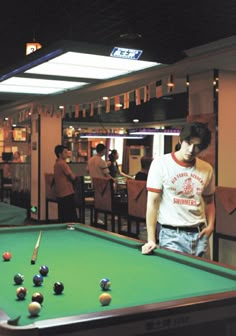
left=135, top=88, right=141, bottom=105
left=90, top=102, right=94, bottom=117
left=167, top=74, right=175, bottom=93
left=105, top=98, right=110, bottom=113
left=155, top=80, right=163, bottom=98
left=74, top=105, right=79, bottom=118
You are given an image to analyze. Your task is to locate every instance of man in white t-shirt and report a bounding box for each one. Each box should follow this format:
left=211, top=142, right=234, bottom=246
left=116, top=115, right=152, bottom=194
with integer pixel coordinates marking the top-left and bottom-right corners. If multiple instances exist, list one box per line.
left=142, top=122, right=215, bottom=257
left=87, top=143, right=113, bottom=225
left=87, top=143, right=111, bottom=178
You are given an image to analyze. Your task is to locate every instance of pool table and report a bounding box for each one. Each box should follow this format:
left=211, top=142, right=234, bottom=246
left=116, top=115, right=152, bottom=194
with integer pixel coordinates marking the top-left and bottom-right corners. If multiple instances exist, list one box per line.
left=0, top=224, right=236, bottom=336
left=0, top=202, right=26, bottom=226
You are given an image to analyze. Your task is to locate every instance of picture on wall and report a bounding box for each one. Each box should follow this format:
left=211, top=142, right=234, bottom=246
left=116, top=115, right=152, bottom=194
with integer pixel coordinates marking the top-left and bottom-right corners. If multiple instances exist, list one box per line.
left=12, top=126, right=27, bottom=142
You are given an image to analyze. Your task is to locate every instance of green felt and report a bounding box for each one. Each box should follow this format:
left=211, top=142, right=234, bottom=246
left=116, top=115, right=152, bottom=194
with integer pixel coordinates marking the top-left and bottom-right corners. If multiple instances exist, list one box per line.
left=0, top=224, right=236, bottom=326
left=0, top=202, right=26, bottom=225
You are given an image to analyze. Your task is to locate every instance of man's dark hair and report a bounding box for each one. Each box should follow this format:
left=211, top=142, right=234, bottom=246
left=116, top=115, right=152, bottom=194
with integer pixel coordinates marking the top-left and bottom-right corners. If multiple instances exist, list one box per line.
left=54, top=145, right=67, bottom=158
left=141, top=156, right=153, bottom=169
left=96, top=143, right=106, bottom=154
left=180, top=122, right=211, bottom=150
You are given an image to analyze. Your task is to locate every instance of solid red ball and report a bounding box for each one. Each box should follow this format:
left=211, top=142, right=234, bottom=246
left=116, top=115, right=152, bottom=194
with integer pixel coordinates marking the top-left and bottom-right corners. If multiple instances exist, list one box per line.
left=3, top=251, right=12, bottom=261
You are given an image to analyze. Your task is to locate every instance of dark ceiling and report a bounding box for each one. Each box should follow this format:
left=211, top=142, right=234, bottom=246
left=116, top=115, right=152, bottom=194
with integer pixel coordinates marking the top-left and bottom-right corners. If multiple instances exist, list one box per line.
left=1, top=0, right=236, bottom=71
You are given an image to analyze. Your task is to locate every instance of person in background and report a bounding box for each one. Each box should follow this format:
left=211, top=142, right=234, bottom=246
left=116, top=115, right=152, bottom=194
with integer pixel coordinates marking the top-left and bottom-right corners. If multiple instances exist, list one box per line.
left=142, top=122, right=215, bottom=258
left=54, top=145, right=77, bottom=223
left=107, top=149, right=133, bottom=179
left=87, top=143, right=112, bottom=178
left=135, top=156, right=153, bottom=181
left=87, top=143, right=113, bottom=225
left=13, top=151, right=22, bottom=162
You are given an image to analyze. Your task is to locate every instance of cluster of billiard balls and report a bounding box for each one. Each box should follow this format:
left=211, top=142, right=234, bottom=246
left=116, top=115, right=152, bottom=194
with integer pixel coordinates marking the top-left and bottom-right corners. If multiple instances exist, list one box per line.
left=3, top=251, right=111, bottom=313
left=15, top=288, right=44, bottom=316
left=13, top=264, right=64, bottom=316
left=14, top=265, right=49, bottom=317
left=14, top=265, right=49, bottom=287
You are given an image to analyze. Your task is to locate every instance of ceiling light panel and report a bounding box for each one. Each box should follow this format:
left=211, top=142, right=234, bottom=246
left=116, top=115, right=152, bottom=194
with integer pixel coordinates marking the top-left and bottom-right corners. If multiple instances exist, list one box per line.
left=0, top=77, right=88, bottom=94
left=0, top=85, right=56, bottom=94
left=25, top=52, right=159, bottom=79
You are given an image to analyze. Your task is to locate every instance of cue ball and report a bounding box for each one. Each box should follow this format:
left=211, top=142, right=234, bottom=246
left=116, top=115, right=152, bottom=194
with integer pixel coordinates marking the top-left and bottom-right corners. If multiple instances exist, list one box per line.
left=53, top=281, right=64, bottom=294
left=28, top=302, right=41, bottom=316
left=32, top=292, right=44, bottom=304
left=33, top=274, right=44, bottom=286
left=3, top=251, right=12, bottom=261
left=16, top=287, right=27, bottom=300
left=14, top=273, right=24, bottom=285
left=100, top=278, right=111, bottom=291
left=39, top=265, right=49, bottom=276
left=99, top=293, right=112, bottom=306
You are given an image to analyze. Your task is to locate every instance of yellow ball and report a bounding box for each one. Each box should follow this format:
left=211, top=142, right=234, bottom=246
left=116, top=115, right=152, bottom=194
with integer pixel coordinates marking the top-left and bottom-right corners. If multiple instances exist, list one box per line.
left=99, top=293, right=112, bottom=306
left=28, top=301, right=41, bottom=316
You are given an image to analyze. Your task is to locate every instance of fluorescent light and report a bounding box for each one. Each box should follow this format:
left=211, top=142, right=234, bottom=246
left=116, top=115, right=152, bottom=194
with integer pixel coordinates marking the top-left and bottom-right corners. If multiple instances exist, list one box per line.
left=26, top=52, right=159, bottom=80
left=80, top=133, right=143, bottom=139
left=52, top=52, right=157, bottom=71
left=0, top=77, right=88, bottom=94
left=0, top=42, right=161, bottom=96
left=0, top=84, right=56, bottom=94
left=26, top=62, right=129, bottom=79
left=130, top=128, right=180, bottom=136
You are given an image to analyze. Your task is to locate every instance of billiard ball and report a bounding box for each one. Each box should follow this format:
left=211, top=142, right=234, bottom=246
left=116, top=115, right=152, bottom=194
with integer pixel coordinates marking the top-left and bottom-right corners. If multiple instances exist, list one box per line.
left=33, top=274, right=44, bottom=286
left=39, top=265, right=49, bottom=276
left=32, top=292, right=44, bottom=304
left=16, top=286, right=27, bottom=300
left=3, top=251, right=12, bottom=261
left=99, top=293, right=112, bottom=306
left=28, top=302, right=41, bottom=316
left=100, top=278, right=111, bottom=291
left=14, top=273, right=24, bottom=285
left=53, top=281, right=64, bottom=294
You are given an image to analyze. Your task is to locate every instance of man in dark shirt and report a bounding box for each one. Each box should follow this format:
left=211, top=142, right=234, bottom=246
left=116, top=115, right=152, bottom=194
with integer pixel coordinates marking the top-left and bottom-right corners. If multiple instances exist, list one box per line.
left=54, top=145, right=77, bottom=223
left=135, top=156, right=153, bottom=181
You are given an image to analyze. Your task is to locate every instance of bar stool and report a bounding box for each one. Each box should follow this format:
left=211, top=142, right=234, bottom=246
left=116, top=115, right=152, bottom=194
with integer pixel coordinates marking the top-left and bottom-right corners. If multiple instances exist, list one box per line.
left=74, top=176, right=94, bottom=225
left=92, top=177, right=128, bottom=233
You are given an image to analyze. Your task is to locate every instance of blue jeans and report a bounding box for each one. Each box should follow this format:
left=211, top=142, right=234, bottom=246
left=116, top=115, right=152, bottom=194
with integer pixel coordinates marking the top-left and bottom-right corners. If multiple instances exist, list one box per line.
left=159, top=226, right=209, bottom=257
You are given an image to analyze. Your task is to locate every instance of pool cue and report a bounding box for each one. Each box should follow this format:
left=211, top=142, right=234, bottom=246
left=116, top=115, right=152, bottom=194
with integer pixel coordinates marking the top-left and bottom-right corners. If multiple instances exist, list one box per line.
left=31, top=230, right=42, bottom=264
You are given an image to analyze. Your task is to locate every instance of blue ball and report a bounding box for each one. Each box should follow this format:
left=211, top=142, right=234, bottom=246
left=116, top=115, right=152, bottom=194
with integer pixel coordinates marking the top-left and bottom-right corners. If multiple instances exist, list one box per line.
left=33, top=274, right=44, bottom=286
left=39, top=265, right=49, bottom=276
left=100, top=278, right=111, bottom=291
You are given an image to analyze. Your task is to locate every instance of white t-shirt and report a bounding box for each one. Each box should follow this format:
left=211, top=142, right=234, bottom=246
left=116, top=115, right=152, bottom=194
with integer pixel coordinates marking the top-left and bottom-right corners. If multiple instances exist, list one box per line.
left=147, top=152, right=215, bottom=227
left=87, top=155, right=109, bottom=178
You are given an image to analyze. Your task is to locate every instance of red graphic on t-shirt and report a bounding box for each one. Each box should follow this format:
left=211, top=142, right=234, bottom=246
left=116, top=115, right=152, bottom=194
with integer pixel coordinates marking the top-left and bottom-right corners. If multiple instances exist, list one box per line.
left=177, top=178, right=194, bottom=198
left=183, top=178, right=193, bottom=194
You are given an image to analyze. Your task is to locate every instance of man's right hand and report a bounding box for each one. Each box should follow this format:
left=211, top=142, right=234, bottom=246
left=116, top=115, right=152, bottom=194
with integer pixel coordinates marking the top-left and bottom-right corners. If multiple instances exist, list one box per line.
left=141, top=241, right=157, bottom=254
